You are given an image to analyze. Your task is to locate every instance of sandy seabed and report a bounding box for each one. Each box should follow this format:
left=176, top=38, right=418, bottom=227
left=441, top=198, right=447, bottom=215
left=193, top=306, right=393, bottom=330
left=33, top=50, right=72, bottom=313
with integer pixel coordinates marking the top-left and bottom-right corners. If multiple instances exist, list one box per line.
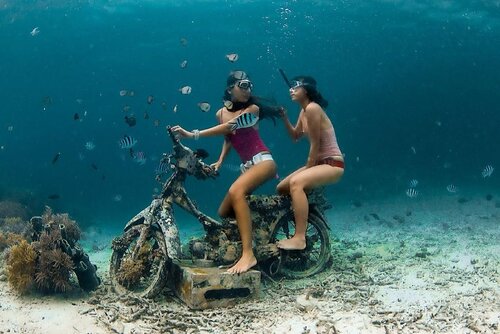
left=0, top=193, right=499, bottom=334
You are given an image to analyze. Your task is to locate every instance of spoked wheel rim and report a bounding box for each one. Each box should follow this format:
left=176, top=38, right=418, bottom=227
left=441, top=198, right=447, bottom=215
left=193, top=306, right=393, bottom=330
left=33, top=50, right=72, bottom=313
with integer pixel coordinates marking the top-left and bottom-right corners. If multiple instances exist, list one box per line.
left=271, top=210, right=331, bottom=278
left=110, top=225, right=169, bottom=298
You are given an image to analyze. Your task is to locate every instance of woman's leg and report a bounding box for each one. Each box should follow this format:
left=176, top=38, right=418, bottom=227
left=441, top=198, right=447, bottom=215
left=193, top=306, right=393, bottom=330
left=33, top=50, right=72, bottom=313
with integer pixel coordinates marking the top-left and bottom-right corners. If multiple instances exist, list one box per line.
left=276, top=166, right=307, bottom=195
left=277, top=165, right=343, bottom=250
left=226, top=160, right=277, bottom=274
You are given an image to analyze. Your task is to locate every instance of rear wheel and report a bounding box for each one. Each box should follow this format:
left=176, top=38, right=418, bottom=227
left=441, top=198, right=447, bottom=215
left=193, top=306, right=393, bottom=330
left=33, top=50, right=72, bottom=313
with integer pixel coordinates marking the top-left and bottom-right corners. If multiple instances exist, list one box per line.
left=110, top=224, right=169, bottom=298
left=271, top=208, right=331, bottom=278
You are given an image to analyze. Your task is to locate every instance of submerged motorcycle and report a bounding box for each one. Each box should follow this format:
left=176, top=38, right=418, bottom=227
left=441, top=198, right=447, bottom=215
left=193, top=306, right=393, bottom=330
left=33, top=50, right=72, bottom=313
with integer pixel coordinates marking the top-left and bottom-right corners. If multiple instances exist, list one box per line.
left=110, top=126, right=332, bottom=298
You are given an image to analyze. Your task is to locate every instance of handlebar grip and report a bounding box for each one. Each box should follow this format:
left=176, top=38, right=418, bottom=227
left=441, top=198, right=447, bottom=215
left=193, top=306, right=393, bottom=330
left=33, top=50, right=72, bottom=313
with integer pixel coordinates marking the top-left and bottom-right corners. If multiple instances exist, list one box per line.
left=166, top=125, right=180, bottom=145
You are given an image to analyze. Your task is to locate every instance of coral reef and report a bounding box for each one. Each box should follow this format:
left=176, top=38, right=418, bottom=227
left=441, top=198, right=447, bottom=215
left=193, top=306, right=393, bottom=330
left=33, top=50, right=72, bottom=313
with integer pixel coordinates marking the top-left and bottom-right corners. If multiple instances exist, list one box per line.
left=4, top=207, right=100, bottom=294
left=0, top=200, right=30, bottom=221
left=40, top=207, right=81, bottom=244
left=0, top=216, right=28, bottom=235
left=0, top=232, right=25, bottom=253
left=6, top=240, right=37, bottom=294
left=35, top=248, right=74, bottom=293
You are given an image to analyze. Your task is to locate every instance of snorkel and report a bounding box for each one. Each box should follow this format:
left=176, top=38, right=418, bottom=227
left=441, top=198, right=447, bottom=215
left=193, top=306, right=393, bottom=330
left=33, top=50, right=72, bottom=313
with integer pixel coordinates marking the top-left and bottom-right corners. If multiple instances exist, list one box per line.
left=278, top=68, right=292, bottom=88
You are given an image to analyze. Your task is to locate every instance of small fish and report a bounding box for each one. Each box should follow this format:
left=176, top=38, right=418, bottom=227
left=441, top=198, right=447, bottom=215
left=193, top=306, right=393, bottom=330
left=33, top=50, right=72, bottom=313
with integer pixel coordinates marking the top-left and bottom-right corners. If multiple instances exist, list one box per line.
left=155, top=160, right=170, bottom=175
left=481, top=165, right=494, bottom=178
left=198, top=102, right=211, bottom=112
left=125, top=115, right=137, bottom=127
left=180, top=60, right=188, bottom=68
left=154, top=119, right=160, bottom=127
left=128, top=90, right=135, bottom=97
left=30, top=27, right=40, bottom=36
left=179, top=86, right=192, bottom=95
left=229, top=112, right=259, bottom=131
left=180, top=37, right=188, bottom=46
left=410, top=146, right=416, bottom=154
left=47, top=194, right=60, bottom=200
left=122, top=105, right=131, bottom=113
left=226, top=53, right=239, bottom=62
left=91, top=163, right=98, bottom=170
left=112, top=194, right=122, bottom=202
left=85, top=141, right=95, bottom=151
left=147, top=95, right=154, bottom=105
left=161, top=101, right=168, bottom=111
left=406, top=188, right=418, bottom=198
left=7, top=125, right=13, bottom=132
left=52, top=152, right=61, bottom=164
left=144, top=111, right=150, bottom=119
left=173, top=104, right=178, bottom=113
left=42, top=96, right=52, bottom=110
left=446, top=184, right=458, bottom=193
left=76, top=98, right=84, bottom=104
left=73, top=113, right=80, bottom=121
left=118, top=135, right=138, bottom=149
left=408, top=179, right=418, bottom=188
left=119, top=90, right=128, bottom=97
left=134, top=151, right=147, bottom=165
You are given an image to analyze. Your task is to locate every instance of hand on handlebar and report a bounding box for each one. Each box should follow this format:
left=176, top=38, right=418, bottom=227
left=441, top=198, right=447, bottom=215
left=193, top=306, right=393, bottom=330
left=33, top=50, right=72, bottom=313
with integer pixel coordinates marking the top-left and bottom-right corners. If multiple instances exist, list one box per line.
left=210, top=160, right=222, bottom=172
left=200, top=161, right=219, bottom=178
left=170, top=125, right=193, bottom=139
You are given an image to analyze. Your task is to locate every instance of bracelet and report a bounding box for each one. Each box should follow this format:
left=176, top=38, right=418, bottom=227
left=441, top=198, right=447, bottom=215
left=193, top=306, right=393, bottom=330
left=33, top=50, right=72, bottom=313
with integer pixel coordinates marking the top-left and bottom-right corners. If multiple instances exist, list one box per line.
left=192, top=129, right=200, bottom=140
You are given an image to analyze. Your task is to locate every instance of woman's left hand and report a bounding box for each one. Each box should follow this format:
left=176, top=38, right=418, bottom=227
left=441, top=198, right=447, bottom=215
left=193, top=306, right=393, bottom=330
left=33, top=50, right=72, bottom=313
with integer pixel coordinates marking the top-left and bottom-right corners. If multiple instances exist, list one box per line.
left=170, top=125, right=193, bottom=138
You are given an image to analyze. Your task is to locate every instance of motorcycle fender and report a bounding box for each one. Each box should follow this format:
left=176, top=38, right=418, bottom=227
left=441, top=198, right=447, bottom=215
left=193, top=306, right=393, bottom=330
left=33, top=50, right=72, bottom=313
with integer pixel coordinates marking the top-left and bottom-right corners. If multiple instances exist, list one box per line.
left=156, top=207, right=181, bottom=260
left=123, top=199, right=163, bottom=231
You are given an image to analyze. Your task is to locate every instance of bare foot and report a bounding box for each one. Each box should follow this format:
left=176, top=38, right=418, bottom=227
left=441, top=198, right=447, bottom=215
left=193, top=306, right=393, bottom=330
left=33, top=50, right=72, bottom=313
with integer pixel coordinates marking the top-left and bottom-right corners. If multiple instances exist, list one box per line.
left=227, top=254, right=257, bottom=274
left=277, top=237, right=306, bottom=250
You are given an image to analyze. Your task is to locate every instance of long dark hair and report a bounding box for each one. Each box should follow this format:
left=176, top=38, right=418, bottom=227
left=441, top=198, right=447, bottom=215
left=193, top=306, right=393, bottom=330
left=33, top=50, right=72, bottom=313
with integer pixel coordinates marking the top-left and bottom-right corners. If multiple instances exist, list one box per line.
left=292, top=75, right=329, bottom=109
left=223, top=71, right=282, bottom=124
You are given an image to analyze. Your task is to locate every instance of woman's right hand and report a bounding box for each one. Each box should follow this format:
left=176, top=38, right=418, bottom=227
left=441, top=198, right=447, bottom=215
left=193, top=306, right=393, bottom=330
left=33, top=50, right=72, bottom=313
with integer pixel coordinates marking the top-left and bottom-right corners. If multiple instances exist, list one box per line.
left=170, top=125, right=192, bottom=139
left=210, top=160, right=222, bottom=171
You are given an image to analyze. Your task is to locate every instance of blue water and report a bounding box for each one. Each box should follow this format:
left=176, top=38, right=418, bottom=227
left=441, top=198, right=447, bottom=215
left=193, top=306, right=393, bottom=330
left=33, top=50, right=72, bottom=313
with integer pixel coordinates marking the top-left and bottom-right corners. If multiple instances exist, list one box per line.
left=1, top=1, right=499, bottom=229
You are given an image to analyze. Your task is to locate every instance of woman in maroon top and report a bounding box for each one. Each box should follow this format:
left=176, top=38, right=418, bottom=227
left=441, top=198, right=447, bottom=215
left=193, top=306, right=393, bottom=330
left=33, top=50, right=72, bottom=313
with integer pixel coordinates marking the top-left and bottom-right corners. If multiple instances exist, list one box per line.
left=277, top=76, right=344, bottom=250
left=172, top=71, right=277, bottom=273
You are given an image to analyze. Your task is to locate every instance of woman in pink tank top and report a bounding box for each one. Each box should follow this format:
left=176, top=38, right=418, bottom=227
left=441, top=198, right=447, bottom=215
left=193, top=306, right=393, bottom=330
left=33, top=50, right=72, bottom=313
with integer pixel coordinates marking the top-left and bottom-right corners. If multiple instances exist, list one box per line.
left=277, top=75, right=344, bottom=251
left=171, top=71, right=277, bottom=274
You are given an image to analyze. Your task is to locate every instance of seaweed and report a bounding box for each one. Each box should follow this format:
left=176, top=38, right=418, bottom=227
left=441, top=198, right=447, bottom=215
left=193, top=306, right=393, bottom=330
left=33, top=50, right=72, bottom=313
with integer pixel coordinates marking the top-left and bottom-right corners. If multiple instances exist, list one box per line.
left=116, top=243, right=151, bottom=288
left=35, top=248, right=74, bottom=293
left=6, top=240, right=37, bottom=294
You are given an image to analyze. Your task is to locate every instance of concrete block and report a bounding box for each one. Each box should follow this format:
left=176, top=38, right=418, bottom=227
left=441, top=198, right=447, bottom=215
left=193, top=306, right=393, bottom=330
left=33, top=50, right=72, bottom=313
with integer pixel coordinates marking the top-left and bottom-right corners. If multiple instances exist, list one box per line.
left=171, top=260, right=261, bottom=309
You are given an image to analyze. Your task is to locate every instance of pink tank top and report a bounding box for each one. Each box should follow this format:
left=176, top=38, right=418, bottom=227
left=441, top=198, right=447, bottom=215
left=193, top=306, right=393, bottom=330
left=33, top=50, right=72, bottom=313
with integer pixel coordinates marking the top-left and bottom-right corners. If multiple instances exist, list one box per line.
left=226, top=127, right=269, bottom=162
left=317, top=126, right=342, bottom=160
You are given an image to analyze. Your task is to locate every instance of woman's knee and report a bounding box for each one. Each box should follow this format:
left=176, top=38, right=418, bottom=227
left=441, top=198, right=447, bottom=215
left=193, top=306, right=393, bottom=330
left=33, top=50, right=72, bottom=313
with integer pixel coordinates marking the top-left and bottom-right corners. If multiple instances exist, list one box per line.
left=228, top=184, right=246, bottom=201
left=276, top=181, right=288, bottom=195
left=289, top=176, right=305, bottom=193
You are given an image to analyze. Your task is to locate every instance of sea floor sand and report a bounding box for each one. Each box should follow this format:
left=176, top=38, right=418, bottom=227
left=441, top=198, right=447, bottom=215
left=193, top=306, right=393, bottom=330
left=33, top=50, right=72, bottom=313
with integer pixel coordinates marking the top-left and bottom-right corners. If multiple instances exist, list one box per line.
left=1, top=194, right=499, bottom=333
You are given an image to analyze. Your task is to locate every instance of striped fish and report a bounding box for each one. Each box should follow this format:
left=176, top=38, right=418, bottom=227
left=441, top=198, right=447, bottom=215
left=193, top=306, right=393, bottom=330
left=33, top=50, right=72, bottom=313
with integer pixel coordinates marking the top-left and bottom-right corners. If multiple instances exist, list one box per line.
left=229, top=112, right=259, bottom=131
left=446, top=184, right=458, bottom=193
left=406, top=188, right=418, bottom=198
left=155, top=160, right=170, bottom=175
left=481, top=165, right=494, bottom=178
left=118, top=135, right=138, bottom=149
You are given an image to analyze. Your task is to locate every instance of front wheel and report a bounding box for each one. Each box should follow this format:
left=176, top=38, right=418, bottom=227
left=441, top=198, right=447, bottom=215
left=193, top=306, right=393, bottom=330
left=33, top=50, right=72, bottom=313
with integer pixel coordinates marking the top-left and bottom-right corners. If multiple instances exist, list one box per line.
left=109, top=224, right=169, bottom=298
left=271, top=207, right=331, bottom=278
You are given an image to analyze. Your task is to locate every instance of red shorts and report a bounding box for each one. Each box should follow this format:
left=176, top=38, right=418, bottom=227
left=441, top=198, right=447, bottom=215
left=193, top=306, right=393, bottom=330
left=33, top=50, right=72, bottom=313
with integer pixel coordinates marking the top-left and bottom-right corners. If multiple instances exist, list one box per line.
left=318, top=157, right=345, bottom=169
